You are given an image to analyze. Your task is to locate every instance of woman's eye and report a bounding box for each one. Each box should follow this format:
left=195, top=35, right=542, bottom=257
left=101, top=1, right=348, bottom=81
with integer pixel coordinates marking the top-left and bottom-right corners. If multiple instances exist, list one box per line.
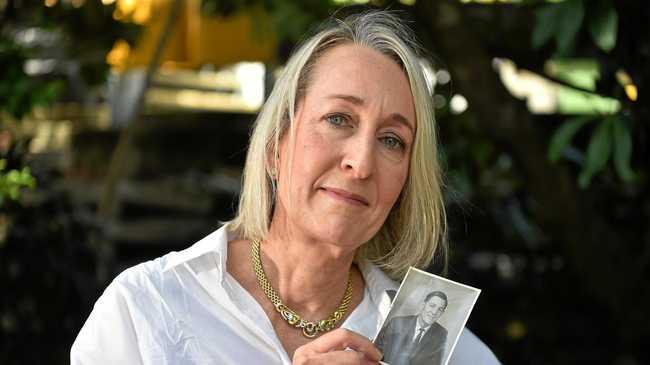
left=325, top=114, right=348, bottom=127
left=381, top=136, right=405, bottom=151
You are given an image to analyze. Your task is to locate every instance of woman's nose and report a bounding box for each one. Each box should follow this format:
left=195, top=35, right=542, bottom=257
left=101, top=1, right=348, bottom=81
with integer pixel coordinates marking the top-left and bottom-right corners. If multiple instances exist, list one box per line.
left=340, top=135, right=375, bottom=179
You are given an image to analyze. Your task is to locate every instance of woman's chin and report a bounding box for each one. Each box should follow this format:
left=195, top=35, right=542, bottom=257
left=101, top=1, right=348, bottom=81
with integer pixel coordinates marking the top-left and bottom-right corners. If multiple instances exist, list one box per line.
left=306, top=221, right=372, bottom=249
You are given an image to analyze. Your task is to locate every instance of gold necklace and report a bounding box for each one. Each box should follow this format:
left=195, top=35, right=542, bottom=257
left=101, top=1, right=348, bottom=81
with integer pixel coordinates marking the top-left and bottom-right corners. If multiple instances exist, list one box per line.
left=250, top=239, right=353, bottom=338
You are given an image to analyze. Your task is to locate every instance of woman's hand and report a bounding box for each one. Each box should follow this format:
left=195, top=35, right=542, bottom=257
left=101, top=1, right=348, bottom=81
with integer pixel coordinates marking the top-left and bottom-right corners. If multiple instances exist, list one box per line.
left=292, top=328, right=383, bottom=365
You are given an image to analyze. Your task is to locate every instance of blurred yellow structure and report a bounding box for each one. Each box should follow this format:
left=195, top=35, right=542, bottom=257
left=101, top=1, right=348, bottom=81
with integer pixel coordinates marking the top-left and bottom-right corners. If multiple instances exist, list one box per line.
left=103, top=0, right=277, bottom=114
left=107, top=0, right=277, bottom=71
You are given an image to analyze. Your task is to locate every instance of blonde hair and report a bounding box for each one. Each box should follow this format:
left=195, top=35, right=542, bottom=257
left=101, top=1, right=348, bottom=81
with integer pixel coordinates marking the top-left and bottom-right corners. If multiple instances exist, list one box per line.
left=228, top=10, right=447, bottom=280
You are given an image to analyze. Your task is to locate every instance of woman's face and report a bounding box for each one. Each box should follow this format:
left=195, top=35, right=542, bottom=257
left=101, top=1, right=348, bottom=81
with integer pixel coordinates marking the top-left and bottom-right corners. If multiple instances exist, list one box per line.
left=274, top=43, right=416, bottom=251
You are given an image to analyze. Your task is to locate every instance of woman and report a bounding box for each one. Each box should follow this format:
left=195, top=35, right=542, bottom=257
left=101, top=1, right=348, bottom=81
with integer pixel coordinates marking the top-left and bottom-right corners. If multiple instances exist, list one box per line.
left=72, top=11, right=500, bottom=365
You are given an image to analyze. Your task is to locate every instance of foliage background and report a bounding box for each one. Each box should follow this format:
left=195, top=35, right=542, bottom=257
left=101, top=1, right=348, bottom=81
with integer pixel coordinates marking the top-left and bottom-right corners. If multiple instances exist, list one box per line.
left=1, top=0, right=648, bottom=364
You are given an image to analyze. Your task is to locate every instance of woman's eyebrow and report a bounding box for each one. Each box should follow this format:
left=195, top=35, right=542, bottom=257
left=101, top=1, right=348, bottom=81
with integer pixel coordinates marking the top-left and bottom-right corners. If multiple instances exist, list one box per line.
left=389, top=113, right=415, bottom=135
left=326, top=93, right=414, bottom=134
left=327, top=93, right=364, bottom=105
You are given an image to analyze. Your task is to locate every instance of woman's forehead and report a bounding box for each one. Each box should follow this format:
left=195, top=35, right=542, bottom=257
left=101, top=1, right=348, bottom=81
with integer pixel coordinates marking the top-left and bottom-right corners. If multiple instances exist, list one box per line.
left=303, top=43, right=416, bottom=127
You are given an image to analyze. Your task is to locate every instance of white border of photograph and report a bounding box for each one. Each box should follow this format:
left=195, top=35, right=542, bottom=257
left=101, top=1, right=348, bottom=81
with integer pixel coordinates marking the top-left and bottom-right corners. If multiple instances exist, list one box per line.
left=374, top=267, right=481, bottom=365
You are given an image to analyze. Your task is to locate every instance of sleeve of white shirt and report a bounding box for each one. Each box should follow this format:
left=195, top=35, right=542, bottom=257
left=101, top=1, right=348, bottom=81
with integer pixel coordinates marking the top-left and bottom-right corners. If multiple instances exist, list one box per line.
left=448, top=328, right=501, bottom=365
left=70, top=277, right=147, bottom=365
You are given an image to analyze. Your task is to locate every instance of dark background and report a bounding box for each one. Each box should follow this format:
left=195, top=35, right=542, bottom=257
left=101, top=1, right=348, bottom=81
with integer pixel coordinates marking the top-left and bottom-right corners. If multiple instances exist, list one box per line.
left=1, top=0, right=648, bottom=364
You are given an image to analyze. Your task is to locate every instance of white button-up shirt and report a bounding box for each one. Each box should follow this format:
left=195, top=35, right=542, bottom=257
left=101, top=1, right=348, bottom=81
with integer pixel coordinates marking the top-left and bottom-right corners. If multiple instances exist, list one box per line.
left=71, top=225, right=500, bottom=364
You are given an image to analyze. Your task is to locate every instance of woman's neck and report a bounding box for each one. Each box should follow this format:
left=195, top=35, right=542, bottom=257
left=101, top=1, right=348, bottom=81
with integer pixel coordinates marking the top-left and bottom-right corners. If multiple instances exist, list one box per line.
left=260, top=222, right=357, bottom=318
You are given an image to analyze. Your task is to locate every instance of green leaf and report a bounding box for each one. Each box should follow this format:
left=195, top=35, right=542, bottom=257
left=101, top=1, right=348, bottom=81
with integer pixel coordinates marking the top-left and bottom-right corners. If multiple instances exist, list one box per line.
left=578, top=118, right=613, bottom=188
left=532, top=5, right=558, bottom=49
left=548, top=116, right=595, bottom=162
left=8, top=186, right=20, bottom=200
left=6, top=170, right=21, bottom=184
left=544, top=58, right=600, bottom=91
left=557, top=86, right=620, bottom=115
left=589, top=0, right=618, bottom=52
left=611, top=117, right=635, bottom=181
left=555, top=0, right=585, bottom=56
left=0, top=166, right=36, bottom=206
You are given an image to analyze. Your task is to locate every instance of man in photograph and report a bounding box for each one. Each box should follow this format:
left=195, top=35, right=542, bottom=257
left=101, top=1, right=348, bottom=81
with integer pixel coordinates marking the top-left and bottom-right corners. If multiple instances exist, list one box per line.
left=375, top=291, right=449, bottom=365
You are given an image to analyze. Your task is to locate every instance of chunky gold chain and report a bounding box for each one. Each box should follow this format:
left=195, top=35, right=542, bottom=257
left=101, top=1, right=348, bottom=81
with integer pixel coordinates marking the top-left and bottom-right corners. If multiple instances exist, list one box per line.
left=250, top=239, right=353, bottom=338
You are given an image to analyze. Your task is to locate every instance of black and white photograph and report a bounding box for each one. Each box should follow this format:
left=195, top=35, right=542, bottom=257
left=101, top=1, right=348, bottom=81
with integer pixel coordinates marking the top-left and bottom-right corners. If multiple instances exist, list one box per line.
left=374, top=267, right=481, bottom=365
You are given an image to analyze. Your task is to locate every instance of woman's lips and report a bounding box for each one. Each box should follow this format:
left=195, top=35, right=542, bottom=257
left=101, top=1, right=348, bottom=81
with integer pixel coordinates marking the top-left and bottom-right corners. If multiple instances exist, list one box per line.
left=320, top=187, right=369, bottom=206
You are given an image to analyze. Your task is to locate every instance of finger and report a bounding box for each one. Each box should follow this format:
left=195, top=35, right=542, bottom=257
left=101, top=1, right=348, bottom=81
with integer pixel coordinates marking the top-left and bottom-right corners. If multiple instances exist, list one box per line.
left=295, top=349, right=376, bottom=365
left=304, top=328, right=382, bottom=361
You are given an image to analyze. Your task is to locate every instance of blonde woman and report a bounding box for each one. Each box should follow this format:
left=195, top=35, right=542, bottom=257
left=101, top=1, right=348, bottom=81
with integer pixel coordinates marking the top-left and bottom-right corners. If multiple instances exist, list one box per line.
left=72, top=10, right=499, bottom=365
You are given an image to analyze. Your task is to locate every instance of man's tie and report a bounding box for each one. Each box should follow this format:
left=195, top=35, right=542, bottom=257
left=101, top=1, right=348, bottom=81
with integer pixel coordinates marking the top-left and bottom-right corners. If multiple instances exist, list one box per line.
left=414, top=327, right=426, bottom=344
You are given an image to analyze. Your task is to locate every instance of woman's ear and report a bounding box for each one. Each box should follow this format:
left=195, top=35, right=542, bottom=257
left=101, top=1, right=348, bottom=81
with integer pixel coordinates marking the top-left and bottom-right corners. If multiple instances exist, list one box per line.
left=266, top=145, right=280, bottom=181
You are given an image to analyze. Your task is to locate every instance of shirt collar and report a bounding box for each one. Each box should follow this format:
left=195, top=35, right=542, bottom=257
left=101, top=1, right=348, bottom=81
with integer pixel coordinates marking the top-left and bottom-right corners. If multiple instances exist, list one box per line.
left=357, top=259, right=399, bottom=320
left=160, top=223, right=231, bottom=281
left=160, top=224, right=400, bottom=312
left=415, top=316, right=431, bottom=332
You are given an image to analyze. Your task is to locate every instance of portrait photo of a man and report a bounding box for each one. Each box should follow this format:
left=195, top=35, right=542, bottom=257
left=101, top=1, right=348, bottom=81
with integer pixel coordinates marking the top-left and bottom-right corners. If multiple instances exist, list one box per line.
left=373, top=267, right=481, bottom=365
left=375, top=291, right=449, bottom=365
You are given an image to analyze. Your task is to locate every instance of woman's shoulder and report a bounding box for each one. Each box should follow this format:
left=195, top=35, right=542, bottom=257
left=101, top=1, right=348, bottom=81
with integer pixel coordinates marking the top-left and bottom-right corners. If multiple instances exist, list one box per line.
left=71, top=259, right=169, bottom=363
left=114, top=224, right=229, bottom=284
left=108, top=257, right=167, bottom=297
left=71, top=227, right=231, bottom=363
left=80, top=256, right=176, bottom=335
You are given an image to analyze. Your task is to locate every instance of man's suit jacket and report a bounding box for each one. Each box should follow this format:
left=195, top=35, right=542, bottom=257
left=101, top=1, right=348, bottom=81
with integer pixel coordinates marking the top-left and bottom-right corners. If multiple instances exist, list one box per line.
left=375, top=315, right=448, bottom=365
